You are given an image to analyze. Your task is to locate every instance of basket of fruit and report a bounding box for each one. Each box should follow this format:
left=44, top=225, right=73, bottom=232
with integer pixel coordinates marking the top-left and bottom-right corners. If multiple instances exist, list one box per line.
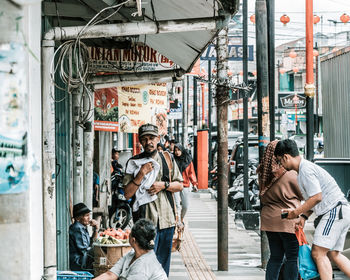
left=93, top=228, right=132, bottom=273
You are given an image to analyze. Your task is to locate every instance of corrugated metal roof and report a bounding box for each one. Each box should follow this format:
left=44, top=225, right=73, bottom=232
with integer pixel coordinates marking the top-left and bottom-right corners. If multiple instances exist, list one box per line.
left=42, top=0, right=239, bottom=73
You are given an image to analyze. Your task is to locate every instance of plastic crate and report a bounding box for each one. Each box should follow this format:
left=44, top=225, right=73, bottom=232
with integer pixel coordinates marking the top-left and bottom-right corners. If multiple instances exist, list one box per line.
left=57, top=271, right=94, bottom=280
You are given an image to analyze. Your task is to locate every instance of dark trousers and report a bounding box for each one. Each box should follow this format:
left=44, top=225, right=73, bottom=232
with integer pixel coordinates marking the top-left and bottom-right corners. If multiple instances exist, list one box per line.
left=266, top=231, right=299, bottom=280
left=154, top=226, right=175, bottom=276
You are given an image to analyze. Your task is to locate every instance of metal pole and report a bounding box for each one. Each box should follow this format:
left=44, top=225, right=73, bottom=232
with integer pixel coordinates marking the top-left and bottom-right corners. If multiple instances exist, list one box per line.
left=72, top=89, right=84, bottom=205
left=182, top=77, right=188, bottom=148
left=42, top=39, right=57, bottom=280
left=201, top=83, right=206, bottom=127
left=83, top=91, right=94, bottom=210
left=208, top=61, right=213, bottom=171
left=315, top=47, right=320, bottom=135
left=216, top=28, right=229, bottom=271
left=305, top=0, right=315, bottom=160
left=256, top=0, right=270, bottom=269
left=243, top=0, right=250, bottom=210
left=267, top=0, right=275, bottom=140
left=44, top=17, right=227, bottom=41
left=193, top=77, right=198, bottom=172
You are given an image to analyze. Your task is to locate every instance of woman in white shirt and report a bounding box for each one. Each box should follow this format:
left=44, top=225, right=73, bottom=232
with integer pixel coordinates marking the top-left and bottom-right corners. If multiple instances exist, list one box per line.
left=93, top=219, right=167, bottom=280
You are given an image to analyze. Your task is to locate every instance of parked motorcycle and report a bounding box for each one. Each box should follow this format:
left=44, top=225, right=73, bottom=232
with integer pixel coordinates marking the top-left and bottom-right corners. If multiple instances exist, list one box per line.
left=228, top=160, right=260, bottom=211
left=209, top=166, right=218, bottom=190
left=109, top=168, right=132, bottom=230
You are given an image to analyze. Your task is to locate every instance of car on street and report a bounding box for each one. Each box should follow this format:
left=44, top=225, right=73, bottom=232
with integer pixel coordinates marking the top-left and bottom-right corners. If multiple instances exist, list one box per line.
left=228, top=135, right=259, bottom=185
left=210, top=131, right=243, bottom=168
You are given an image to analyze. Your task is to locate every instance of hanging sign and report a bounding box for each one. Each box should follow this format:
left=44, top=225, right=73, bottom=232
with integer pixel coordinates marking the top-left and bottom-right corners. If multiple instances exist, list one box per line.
left=278, top=92, right=306, bottom=109
left=201, top=44, right=254, bottom=61
left=88, top=44, right=176, bottom=73
left=0, top=43, right=29, bottom=194
left=168, top=99, right=183, bottom=120
left=118, top=83, right=168, bottom=135
left=94, top=87, right=119, bottom=132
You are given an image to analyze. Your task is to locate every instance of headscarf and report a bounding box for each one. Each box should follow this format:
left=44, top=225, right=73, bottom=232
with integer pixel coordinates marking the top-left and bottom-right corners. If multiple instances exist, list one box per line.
left=173, top=143, right=192, bottom=173
left=157, top=143, right=165, bottom=151
left=257, top=140, right=287, bottom=197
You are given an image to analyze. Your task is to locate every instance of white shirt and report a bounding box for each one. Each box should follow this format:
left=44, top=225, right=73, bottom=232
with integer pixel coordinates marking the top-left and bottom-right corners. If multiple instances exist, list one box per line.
left=297, top=159, right=347, bottom=216
left=125, top=158, right=160, bottom=212
left=109, top=249, right=167, bottom=280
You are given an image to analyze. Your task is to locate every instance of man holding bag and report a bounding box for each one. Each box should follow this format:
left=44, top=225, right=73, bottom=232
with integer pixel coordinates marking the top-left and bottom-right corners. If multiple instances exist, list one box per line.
left=275, top=139, right=350, bottom=280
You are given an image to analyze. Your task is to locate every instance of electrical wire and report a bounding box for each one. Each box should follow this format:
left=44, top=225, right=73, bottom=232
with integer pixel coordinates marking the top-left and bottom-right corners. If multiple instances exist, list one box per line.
left=50, top=0, right=132, bottom=124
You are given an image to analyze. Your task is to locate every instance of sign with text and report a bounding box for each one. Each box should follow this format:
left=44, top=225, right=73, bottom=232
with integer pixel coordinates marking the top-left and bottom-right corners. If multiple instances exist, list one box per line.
left=168, top=99, right=183, bottom=120
left=118, top=84, right=168, bottom=135
left=94, top=87, right=119, bottom=132
left=201, top=44, right=254, bottom=61
left=88, top=44, right=176, bottom=73
left=278, top=92, right=306, bottom=109
left=229, top=101, right=257, bottom=120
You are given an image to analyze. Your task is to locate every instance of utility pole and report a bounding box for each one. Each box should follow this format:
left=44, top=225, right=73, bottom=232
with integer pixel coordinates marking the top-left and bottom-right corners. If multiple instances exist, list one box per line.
left=216, top=27, right=229, bottom=271
left=256, top=0, right=270, bottom=269
left=208, top=60, right=213, bottom=172
left=305, top=0, right=315, bottom=160
left=267, top=0, right=275, bottom=140
left=182, top=77, right=188, bottom=148
left=193, top=76, right=198, bottom=172
left=243, top=0, right=250, bottom=210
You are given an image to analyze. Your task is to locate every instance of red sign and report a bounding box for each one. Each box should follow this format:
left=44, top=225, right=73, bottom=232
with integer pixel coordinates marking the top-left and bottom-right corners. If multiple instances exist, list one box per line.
left=94, top=88, right=119, bottom=132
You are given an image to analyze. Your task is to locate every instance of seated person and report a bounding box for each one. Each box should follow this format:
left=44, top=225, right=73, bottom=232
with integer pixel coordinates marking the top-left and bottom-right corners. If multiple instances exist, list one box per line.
left=69, top=203, right=99, bottom=271
left=93, top=219, right=167, bottom=280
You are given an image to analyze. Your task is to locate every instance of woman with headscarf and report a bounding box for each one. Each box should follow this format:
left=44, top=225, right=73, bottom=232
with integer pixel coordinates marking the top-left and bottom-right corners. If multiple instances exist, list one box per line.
left=173, top=143, right=198, bottom=223
left=257, top=140, right=304, bottom=280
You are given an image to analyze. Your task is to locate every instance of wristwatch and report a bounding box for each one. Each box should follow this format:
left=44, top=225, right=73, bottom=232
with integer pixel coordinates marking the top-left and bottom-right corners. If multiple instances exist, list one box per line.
left=164, top=181, right=170, bottom=190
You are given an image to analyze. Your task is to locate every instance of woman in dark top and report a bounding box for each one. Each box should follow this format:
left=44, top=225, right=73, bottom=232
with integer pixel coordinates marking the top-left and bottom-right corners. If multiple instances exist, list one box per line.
left=173, top=143, right=198, bottom=223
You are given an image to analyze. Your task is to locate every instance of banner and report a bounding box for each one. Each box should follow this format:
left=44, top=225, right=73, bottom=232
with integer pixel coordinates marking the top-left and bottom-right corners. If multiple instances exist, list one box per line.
left=118, top=84, right=168, bottom=135
left=0, top=43, right=29, bottom=194
left=168, top=99, right=183, bottom=120
left=94, top=88, right=119, bottom=132
left=88, top=44, right=176, bottom=73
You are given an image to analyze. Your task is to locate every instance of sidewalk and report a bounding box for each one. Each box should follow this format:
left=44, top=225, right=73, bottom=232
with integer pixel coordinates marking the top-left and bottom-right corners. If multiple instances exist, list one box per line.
left=169, top=191, right=265, bottom=280
left=169, top=190, right=349, bottom=280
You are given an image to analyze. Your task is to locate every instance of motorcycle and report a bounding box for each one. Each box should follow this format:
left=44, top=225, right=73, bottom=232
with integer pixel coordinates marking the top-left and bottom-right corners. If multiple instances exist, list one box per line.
left=209, top=166, right=218, bottom=190
left=228, top=160, right=260, bottom=211
left=109, top=168, right=132, bottom=230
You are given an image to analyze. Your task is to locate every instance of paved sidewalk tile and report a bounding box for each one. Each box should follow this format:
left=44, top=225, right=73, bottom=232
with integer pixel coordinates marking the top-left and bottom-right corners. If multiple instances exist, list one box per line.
left=169, top=191, right=349, bottom=280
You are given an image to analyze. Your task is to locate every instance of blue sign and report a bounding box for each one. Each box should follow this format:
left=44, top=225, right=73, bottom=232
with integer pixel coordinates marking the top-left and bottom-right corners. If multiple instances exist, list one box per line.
left=201, top=44, right=254, bottom=61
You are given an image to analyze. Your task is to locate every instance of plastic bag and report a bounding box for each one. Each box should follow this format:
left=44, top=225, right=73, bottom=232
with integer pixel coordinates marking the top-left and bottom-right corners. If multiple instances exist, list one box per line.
left=295, top=227, right=320, bottom=280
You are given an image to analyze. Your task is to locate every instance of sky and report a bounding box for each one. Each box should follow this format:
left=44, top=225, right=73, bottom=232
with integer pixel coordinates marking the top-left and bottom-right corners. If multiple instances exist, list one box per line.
left=245, top=0, right=350, bottom=46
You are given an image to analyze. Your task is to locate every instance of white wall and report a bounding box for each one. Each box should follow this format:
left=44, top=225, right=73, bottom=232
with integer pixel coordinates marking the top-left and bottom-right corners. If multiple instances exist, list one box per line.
left=24, top=2, right=44, bottom=280
left=0, top=1, right=43, bottom=280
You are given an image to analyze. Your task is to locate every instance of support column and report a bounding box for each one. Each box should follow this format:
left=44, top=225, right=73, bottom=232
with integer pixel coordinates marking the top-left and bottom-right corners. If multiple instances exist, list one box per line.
left=216, top=28, right=229, bottom=271
left=42, top=39, right=57, bottom=280
left=83, top=91, right=94, bottom=210
left=193, top=77, right=198, bottom=172
left=72, top=89, right=84, bottom=205
left=243, top=0, right=250, bottom=210
left=256, top=0, right=270, bottom=269
left=305, top=0, right=315, bottom=160
left=208, top=61, right=213, bottom=171
left=182, top=77, right=188, bottom=148
left=267, top=0, right=275, bottom=140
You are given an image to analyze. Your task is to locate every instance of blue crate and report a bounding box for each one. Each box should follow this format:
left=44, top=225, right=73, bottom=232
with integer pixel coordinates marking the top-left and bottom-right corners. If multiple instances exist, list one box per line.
left=57, top=271, right=94, bottom=280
